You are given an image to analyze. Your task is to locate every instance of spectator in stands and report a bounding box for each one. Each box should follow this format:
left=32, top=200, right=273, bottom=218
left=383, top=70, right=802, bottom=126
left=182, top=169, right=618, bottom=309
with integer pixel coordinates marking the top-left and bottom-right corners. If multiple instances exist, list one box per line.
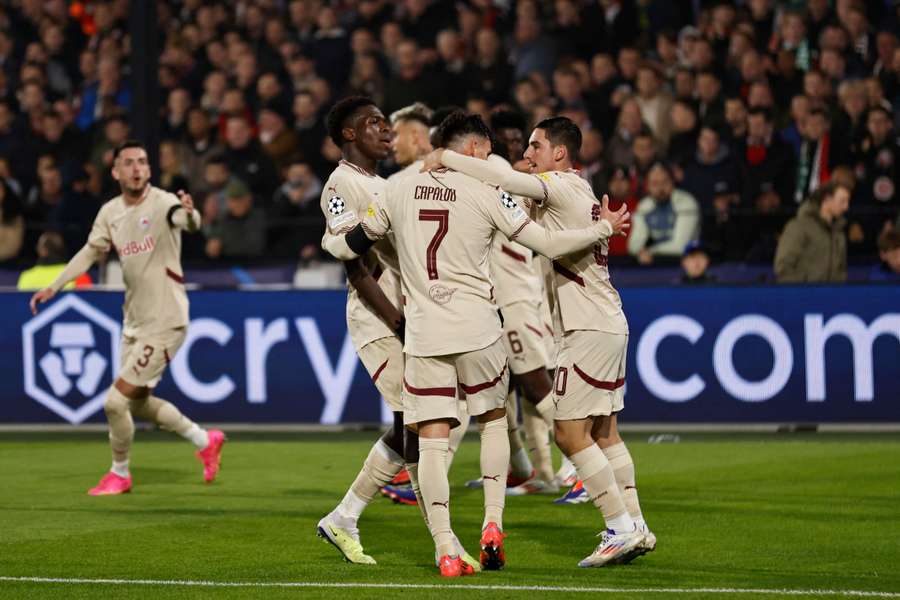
left=75, top=57, right=130, bottom=131
left=628, top=162, right=701, bottom=264
left=162, top=88, right=191, bottom=141
left=606, top=99, right=648, bottom=168
left=682, top=123, right=740, bottom=209
left=222, top=114, right=278, bottom=201
left=668, top=100, right=699, bottom=171
left=628, top=131, right=658, bottom=197
left=578, top=128, right=607, bottom=195
left=180, top=107, right=224, bottom=195
left=205, top=179, right=266, bottom=260
left=258, top=102, right=299, bottom=172
left=775, top=181, right=850, bottom=283
left=383, top=39, right=438, bottom=115
left=781, top=94, right=810, bottom=156
left=270, top=157, right=324, bottom=260
left=739, top=108, right=795, bottom=210
left=158, top=141, right=189, bottom=194
left=871, top=228, right=900, bottom=281
left=680, top=240, right=716, bottom=285
left=511, top=16, right=556, bottom=83
left=606, top=165, right=639, bottom=257
left=635, top=62, right=674, bottom=148
left=0, top=179, right=24, bottom=263
left=17, top=231, right=91, bottom=290
left=696, top=70, right=725, bottom=122
left=794, top=107, right=849, bottom=204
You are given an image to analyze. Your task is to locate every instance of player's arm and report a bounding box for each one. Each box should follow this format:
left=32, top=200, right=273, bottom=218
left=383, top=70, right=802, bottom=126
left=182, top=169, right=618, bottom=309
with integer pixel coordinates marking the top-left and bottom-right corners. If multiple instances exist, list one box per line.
left=321, top=200, right=403, bottom=335
left=429, top=149, right=547, bottom=200
left=497, top=195, right=629, bottom=259
left=167, top=190, right=202, bottom=232
left=29, top=243, right=104, bottom=314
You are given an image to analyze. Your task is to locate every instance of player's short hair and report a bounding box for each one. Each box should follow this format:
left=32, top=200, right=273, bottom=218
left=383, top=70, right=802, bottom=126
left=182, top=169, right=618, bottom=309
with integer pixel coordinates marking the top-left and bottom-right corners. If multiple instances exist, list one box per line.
left=433, top=110, right=492, bottom=149
left=535, top=116, right=582, bottom=159
left=326, top=96, right=376, bottom=147
left=489, top=110, right=527, bottom=134
left=112, top=140, right=147, bottom=162
left=390, top=102, right=433, bottom=126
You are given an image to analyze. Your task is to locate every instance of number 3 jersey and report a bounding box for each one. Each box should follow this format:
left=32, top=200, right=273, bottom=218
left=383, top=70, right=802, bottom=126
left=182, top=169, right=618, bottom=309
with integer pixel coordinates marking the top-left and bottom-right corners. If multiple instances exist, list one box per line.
left=87, top=186, right=190, bottom=338
left=320, top=160, right=402, bottom=350
left=362, top=168, right=532, bottom=358
left=532, top=170, right=628, bottom=336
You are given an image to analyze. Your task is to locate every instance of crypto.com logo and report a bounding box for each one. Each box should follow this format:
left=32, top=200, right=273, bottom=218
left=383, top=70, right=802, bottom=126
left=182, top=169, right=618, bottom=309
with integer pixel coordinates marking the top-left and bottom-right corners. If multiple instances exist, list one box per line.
left=22, top=295, right=120, bottom=424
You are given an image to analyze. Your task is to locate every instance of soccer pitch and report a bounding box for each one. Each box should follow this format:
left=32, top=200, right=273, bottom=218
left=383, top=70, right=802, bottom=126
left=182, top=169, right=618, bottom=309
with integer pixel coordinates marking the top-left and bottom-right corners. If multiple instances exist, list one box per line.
left=1, top=431, right=898, bottom=600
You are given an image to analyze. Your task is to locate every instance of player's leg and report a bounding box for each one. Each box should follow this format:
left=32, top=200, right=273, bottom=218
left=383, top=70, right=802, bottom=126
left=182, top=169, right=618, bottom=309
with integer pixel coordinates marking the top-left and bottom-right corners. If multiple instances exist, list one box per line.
left=552, top=331, right=641, bottom=567
left=502, top=302, right=555, bottom=427
left=88, top=376, right=140, bottom=495
left=127, top=328, right=224, bottom=482
left=319, top=337, right=405, bottom=564
left=520, top=397, right=556, bottom=489
left=506, top=388, right=535, bottom=483
left=403, top=354, right=472, bottom=577
left=459, top=339, right=510, bottom=570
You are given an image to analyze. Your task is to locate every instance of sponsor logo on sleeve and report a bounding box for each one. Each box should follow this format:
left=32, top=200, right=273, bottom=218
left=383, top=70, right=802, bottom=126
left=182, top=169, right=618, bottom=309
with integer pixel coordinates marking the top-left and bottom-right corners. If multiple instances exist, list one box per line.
left=329, top=210, right=357, bottom=230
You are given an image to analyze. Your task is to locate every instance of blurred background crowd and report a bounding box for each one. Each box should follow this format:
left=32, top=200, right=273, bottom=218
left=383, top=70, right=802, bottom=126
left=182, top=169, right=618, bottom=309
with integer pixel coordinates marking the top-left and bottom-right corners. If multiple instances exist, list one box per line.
left=0, top=0, right=899, bottom=285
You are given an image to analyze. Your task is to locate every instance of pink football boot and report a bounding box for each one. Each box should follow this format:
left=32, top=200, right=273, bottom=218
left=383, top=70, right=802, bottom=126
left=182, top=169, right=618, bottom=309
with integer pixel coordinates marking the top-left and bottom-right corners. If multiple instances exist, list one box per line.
left=196, top=429, right=226, bottom=483
left=88, top=472, right=132, bottom=496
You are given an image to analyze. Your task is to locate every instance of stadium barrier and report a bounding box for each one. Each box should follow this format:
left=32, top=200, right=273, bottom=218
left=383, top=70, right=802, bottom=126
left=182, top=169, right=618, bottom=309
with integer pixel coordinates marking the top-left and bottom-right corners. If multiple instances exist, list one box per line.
left=2, top=287, right=898, bottom=425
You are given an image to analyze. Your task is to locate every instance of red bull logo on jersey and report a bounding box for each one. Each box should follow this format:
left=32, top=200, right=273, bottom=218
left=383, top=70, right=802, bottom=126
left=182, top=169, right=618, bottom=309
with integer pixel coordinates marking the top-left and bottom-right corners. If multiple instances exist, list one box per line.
left=119, top=235, right=155, bottom=258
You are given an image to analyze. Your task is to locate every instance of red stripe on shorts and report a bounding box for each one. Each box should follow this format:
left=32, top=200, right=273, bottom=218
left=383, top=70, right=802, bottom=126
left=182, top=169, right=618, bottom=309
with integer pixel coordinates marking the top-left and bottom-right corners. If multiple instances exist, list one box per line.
left=573, top=364, right=624, bottom=391
left=403, top=378, right=456, bottom=397
left=372, top=358, right=389, bottom=383
left=459, top=364, right=508, bottom=394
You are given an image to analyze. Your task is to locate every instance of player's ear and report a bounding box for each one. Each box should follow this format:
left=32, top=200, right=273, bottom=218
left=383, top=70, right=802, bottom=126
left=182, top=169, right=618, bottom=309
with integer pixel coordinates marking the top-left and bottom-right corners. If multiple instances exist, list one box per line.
left=110, top=161, right=120, bottom=183
left=342, top=126, right=356, bottom=143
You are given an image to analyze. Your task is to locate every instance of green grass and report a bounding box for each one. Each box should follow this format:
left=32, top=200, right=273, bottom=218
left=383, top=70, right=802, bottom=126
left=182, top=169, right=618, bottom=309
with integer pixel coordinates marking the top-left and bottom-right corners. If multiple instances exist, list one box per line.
left=1, top=431, right=899, bottom=599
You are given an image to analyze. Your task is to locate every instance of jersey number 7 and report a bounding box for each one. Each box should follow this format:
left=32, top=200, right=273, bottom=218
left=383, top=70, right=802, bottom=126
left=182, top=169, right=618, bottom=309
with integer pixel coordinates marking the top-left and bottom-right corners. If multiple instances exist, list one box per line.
left=419, top=209, right=449, bottom=280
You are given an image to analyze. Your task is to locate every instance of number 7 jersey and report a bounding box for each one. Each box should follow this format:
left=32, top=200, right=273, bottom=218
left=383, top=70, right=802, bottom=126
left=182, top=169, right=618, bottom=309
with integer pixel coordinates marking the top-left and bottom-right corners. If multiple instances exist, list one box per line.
left=362, top=168, right=532, bottom=357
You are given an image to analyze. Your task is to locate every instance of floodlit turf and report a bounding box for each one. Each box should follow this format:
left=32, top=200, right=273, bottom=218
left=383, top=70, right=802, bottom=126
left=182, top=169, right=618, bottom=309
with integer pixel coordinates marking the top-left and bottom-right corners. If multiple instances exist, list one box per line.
left=1, top=431, right=899, bottom=600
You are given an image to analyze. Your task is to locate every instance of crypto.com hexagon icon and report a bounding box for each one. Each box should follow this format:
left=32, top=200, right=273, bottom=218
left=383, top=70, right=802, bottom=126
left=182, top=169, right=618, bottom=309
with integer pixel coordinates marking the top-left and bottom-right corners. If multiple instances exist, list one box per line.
left=22, top=295, right=120, bottom=424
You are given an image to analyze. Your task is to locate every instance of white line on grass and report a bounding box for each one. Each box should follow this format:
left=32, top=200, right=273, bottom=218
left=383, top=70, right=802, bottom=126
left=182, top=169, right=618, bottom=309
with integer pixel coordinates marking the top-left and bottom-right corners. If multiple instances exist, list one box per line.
left=0, top=576, right=898, bottom=597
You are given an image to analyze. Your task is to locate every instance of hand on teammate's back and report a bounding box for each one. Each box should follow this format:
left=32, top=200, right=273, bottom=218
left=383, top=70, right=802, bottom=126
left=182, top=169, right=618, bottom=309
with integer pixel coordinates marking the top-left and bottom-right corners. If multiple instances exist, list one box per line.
left=598, top=194, right=630, bottom=237
left=420, top=149, right=445, bottom=172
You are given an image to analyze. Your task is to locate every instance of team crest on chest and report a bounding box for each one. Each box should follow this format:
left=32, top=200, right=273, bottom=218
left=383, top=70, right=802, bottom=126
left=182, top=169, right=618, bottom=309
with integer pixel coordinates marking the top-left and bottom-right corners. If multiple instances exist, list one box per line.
left=328, top=196, right=346, bottom=215
left=139, top=216, right=151, bottom=230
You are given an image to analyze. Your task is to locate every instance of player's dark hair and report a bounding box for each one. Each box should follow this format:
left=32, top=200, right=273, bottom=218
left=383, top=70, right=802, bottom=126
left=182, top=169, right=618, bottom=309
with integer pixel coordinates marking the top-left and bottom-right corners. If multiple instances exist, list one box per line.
left=535, top=116, right=582, bottom=160
left=112, top=140, right=147, bottom=162
left=434, top=110, right=492, bottom=149
left=326, top=96, right=376, bottom=147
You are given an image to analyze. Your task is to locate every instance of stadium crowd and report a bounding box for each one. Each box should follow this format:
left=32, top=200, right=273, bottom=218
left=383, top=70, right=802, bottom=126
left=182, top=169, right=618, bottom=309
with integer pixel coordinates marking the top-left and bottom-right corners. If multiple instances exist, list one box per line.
left=0, top=0, right=899, bottom=282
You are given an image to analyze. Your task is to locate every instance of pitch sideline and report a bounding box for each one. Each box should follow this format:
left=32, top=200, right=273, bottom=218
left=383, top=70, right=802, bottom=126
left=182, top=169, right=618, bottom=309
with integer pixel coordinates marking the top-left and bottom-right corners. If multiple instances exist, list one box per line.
left=1, top=576, right=898, bottom=597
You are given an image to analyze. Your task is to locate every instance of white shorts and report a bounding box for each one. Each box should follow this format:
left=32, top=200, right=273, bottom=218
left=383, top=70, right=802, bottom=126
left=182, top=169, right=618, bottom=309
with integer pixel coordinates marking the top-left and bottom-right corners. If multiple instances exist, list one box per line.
left=357, top=335, right=404, bottom=412
left=501, top=301, right=551, bottom=375
left=403, top=338, right=509, bottom=427
left=120, top=327, right=186, bottom=388
left=553, top=330, right=627, bottom=420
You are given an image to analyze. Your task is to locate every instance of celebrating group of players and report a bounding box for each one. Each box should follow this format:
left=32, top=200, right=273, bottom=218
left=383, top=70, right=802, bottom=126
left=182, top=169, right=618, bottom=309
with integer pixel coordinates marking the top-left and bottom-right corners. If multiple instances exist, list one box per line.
left=27, top=92, right=655, bottom=577
left=315, top=96, right=655, bottom=576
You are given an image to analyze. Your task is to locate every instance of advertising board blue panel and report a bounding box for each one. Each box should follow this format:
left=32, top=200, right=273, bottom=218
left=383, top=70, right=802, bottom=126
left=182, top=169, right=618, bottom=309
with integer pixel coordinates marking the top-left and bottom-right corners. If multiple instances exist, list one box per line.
left=1, top=287, right=897, bottom=424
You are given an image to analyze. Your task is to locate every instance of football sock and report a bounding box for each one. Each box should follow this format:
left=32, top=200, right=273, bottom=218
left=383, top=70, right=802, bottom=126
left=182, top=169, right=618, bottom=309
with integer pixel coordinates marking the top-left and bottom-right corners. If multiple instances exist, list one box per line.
left=340, top=439, right=404, bottom=518
left=522, top=402, right=554, bottom=483
left=446, top=401, right=468, bottom=470
left=104, top=386, right=134, bottom=463
left=130, top=396, right=209, bottom=448
left=111, top=459, right=129, bottom=478
left=603, top=442, right=646, bottom=528
left=419, top=437, right=455, bottom=557
left=534, top=391, right=555, bottom=427
left=479, top=417, right=509, bottom=529
left=570, top=444, right=634, bottom=533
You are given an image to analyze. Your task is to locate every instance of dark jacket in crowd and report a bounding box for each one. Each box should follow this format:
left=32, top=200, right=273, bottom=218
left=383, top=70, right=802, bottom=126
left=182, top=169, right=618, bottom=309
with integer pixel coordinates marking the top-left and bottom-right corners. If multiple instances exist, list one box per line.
left=682, top=145, right=740, bottom=207
left=774, top=200, right=847, bottom=283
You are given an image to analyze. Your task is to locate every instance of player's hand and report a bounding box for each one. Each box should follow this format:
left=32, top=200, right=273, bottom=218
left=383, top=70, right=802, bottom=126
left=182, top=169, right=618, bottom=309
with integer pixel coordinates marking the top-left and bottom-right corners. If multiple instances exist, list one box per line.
left=598, top=194, right=630, bottom=237
left=30, top=287, right=57, bottom=315
left=420, top=149, right=445, bottom=172
left=177, top=190, right=194, bottom=212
